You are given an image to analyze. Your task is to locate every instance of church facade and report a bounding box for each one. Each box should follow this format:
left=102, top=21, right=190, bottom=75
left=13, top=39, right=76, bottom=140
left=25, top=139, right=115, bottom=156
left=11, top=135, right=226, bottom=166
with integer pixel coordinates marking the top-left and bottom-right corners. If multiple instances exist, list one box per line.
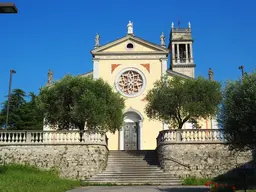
left=44, top=21, right=217, bottom=150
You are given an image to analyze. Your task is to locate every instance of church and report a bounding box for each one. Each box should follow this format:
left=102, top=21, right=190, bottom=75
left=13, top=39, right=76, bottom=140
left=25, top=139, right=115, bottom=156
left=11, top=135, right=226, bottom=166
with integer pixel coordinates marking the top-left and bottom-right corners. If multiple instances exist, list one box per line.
left=44, top=21, right=217, bottom=150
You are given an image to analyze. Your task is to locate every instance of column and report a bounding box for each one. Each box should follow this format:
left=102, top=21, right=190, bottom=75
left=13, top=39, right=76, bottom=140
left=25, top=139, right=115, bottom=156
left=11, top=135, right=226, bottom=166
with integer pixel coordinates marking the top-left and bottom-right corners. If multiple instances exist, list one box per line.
left=161, top=59, right=168, bottom=76
left=163, top=122, right=169, bottom=130
left=119, top=127, right=124, bottom=150
left=172, top=43, right=175, bottom=63
left=189, top=43, right=194, bottom=63
left=138, top=120, right=143, bottom=150
left=186, top=44, right=189, bottom=63
left=93, top=59, right=99, bottom=80
left=177, top=44, right=180, bottom=63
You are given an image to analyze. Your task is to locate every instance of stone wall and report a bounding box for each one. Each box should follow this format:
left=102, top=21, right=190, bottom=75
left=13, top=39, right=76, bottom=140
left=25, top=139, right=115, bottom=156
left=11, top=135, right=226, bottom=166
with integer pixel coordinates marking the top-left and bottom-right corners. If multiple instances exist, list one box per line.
left=157, top=143, right=255, bottom=178
left=0, top=144, right=108, bottom=180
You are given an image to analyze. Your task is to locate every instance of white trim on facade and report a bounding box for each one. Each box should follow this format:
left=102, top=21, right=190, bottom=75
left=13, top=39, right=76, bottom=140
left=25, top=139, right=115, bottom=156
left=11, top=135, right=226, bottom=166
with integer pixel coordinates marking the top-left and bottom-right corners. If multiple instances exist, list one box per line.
left=93, top=60, right=99, bottom=80
left=119, top=110, right=143, bottom=150
left=161, top=59, right=168, bottom=76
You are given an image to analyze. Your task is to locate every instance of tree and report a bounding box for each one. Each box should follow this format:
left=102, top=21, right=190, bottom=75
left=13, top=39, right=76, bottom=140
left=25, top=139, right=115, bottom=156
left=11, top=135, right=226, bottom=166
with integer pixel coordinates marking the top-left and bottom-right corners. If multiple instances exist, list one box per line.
left=36, top=75, right=125, bottom=133
left=0, top=89, right=44, bottom=130
left=219, top=71, right=256, bottom=151
left=19, top=92, right=44, bottom=130
left=0, top=89, right=26, bottom=129
left=145, top=75, right=222, bottom=129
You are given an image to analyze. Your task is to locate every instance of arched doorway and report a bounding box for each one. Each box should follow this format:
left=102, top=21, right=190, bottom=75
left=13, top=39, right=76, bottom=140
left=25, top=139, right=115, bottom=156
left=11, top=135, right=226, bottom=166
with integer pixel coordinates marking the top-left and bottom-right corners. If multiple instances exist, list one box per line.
left=119, top=110, right=143, bottom=150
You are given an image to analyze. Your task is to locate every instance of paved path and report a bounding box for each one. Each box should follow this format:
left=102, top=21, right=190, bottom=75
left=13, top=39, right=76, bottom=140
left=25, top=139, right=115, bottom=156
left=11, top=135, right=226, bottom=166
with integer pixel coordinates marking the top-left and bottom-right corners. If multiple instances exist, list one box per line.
left=67, top=186, right=209, bottom=192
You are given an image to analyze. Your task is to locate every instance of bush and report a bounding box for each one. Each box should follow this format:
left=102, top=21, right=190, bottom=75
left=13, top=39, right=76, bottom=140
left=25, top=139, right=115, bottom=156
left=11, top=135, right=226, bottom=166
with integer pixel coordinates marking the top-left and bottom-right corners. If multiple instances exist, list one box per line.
left=183, top=176, right=211, bottom=185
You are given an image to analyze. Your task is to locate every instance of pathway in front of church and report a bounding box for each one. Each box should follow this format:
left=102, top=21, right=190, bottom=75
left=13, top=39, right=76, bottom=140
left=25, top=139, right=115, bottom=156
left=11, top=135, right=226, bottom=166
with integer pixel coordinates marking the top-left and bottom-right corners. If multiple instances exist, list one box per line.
left=67, top=186, right=209, bottom=192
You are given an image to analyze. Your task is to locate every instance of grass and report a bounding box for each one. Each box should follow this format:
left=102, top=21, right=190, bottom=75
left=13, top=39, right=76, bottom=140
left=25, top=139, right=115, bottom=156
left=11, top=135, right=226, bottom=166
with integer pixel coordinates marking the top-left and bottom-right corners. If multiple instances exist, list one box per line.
left=0, top=164, right=80, bottom=192
left=182, top=176, right=211, bottom=185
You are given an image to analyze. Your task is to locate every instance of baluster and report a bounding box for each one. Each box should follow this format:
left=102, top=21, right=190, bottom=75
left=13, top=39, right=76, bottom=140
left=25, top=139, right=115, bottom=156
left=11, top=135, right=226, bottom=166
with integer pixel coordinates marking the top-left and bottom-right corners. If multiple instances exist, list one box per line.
left=202, top=130, right=205, bottom=141
left=194, top=130, right=198, bottom=141
left=40, top=132, right=42, bottom=143
left=4, top=133, right=7, bottom=143
left=213, top=130, right=217, bottom=141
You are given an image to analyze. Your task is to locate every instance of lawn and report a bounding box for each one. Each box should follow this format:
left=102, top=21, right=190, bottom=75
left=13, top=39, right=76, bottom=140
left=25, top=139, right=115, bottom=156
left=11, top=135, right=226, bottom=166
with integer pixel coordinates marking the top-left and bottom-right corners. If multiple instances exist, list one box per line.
left=0, top=164, right=80, bottom=192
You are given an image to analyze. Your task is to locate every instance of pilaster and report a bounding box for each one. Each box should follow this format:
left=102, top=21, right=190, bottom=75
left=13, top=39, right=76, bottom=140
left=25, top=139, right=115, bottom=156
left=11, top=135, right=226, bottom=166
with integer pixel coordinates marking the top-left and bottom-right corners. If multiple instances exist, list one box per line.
left=93, top=59, right=99, bottom=80
left=161, top=58, right=168, bottom=76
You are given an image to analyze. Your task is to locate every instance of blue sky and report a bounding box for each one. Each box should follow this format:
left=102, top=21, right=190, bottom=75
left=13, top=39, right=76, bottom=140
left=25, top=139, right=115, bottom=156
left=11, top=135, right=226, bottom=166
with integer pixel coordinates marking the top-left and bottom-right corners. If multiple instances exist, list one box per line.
left=0, top=0, right=255, bottom=104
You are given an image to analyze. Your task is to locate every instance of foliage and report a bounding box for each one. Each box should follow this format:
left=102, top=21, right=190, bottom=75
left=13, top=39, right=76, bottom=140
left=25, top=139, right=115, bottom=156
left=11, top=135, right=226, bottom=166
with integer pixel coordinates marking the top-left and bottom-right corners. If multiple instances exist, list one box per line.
left=37, top=75, right=125, bottom=133
left=0, top=89, right=43, bottom=130
left=205, top=181, right=236, bottom=192
left=219, top=71, right=256, bottom=151
left=145, top=75, right=222, bottom=129
left=0, top=164, right=80, bottom=192
left=182, top=176, right=211, bottom=185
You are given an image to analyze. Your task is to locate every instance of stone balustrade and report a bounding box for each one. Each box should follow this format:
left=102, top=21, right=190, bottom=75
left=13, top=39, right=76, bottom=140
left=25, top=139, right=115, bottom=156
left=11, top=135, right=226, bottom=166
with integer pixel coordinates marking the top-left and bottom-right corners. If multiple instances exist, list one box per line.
left=157, top=129, right=225, bottom=146
left=0, top=130, right=107, bottom=145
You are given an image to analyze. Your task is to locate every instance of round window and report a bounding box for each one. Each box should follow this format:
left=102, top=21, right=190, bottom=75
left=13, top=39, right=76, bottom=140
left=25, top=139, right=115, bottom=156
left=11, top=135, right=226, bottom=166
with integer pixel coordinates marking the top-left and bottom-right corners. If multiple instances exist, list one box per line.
left=115, top=68, right=146, bottom=98
left=126, top=43, right=134, bottom=49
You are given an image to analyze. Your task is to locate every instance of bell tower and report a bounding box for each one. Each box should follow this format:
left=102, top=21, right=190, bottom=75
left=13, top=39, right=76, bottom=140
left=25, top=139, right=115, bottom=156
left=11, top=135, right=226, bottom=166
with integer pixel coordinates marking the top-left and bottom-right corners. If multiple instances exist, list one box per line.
left=168, top=22, right=196, bottom=78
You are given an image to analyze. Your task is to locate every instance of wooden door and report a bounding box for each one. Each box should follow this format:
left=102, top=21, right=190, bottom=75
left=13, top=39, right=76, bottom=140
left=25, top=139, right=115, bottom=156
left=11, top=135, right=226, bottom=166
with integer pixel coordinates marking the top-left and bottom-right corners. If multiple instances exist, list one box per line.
left=123, top=122, right=138, bottom=150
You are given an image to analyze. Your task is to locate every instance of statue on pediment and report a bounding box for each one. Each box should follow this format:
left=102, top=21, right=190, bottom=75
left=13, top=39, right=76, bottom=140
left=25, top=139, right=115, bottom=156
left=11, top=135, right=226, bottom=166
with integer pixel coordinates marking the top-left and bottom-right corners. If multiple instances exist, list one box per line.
left=160, top=32, right=166, bottom=47
left=95, top=33, right=100, bottom=47
left=127, top=21, right=133, bottom=34
left=208, top=68, right=214, bottom=80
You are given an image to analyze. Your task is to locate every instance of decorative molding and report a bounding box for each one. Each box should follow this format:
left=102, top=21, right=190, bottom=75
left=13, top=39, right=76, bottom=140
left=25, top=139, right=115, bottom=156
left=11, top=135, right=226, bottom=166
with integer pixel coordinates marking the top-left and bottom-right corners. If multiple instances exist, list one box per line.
left=141, top=96, right=147, bottom=102
left=124, top=107, right=144, bottom=121
left=140, top=64, right=150, bottom=73
left=95, top=55, right=167, bottom=60
left=172, top=64, right=196, bottom=68
left=91, top=35, right=169, bottom=55
left=111, top=64, right=121, bottom=73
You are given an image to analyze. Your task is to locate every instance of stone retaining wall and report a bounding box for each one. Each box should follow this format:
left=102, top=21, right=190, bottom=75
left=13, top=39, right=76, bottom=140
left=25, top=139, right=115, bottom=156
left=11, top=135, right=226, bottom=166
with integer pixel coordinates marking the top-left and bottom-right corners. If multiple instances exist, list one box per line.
left=0, top=144, right=108, bottom=180
left=157, top=143, right=255, bottom=178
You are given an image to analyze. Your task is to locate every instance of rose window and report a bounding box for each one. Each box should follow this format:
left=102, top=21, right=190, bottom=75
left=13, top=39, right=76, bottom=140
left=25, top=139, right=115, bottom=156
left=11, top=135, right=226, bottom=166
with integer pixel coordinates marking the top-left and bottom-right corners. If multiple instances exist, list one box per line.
left=115, top=69, right=146, bottom=97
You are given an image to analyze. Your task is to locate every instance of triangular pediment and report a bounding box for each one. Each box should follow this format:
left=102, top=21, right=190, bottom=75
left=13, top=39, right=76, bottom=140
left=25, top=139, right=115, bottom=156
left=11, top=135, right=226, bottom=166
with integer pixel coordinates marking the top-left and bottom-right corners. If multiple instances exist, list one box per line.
left=91, top=35, right=169, bottom=55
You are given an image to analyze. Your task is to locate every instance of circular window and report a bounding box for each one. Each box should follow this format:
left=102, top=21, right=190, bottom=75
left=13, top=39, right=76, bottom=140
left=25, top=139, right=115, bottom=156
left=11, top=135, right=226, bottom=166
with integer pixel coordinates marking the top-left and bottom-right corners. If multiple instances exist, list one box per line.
left=115, top=68, right=146, bottom=98
left=126, top=43, right=134, bottom=49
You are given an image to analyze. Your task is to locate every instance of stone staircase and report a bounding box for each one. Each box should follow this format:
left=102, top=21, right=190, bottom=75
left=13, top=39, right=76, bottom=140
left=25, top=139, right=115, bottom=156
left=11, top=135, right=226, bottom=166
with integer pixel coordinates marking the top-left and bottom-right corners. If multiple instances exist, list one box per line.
left=84, top=150, right=182, bottom=185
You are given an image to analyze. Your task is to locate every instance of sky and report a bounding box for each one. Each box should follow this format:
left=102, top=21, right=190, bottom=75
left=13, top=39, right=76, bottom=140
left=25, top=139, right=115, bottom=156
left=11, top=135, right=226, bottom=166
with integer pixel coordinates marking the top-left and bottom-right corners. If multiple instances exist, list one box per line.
left=0, top=0, right=255, bottom=104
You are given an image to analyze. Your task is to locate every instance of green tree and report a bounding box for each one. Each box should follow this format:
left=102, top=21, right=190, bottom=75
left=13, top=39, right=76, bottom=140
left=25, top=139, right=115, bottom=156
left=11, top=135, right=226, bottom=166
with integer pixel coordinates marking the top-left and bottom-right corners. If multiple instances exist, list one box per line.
left=19, top=92, right=44, bottom=130
left=145, top=75, right=222, bottom=129
left=37, top=75, right=125, bottom=133
left=219, top=71, right=256, bottom=151
left=0, top=89, right=44, bottom=130
left=0, top=89, right=26, bottom=129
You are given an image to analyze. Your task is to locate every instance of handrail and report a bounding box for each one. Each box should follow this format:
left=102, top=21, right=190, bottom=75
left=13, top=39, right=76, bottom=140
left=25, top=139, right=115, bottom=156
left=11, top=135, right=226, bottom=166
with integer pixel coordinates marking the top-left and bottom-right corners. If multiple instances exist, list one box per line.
left=0, top=130, right=108, bottom=145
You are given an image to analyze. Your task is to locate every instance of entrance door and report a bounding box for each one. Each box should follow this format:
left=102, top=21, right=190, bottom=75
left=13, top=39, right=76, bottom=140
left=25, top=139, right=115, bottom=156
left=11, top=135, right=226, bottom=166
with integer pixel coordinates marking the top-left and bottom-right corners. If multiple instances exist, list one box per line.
left=123, top=122, right=138, bottom=150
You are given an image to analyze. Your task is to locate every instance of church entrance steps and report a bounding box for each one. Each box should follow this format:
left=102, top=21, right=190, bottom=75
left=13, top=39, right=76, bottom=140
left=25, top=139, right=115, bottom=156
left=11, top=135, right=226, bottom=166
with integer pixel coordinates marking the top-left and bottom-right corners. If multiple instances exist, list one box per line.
left=83, top=150, right=182, bottom=185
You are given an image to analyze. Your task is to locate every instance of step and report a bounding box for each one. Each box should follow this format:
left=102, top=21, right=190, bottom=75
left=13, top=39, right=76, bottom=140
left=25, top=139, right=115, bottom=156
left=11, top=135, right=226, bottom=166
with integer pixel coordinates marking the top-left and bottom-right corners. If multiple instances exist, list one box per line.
left=97, top=171, right=174, bottom=177
left=107, top=158, right=158, bottom=161
left=105, top=167, right=162, bottom=170
left=86, top=178, right=180, bottom=181
left=83, top=180, right=182, bottom=185
left=90, top=176, right=179, bottom=179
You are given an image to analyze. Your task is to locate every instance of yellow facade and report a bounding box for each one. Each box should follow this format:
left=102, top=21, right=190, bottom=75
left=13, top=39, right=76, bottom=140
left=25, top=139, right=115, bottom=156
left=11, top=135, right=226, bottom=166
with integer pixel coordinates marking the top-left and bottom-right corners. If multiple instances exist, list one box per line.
left=89, top=22, right=214, bottom=150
